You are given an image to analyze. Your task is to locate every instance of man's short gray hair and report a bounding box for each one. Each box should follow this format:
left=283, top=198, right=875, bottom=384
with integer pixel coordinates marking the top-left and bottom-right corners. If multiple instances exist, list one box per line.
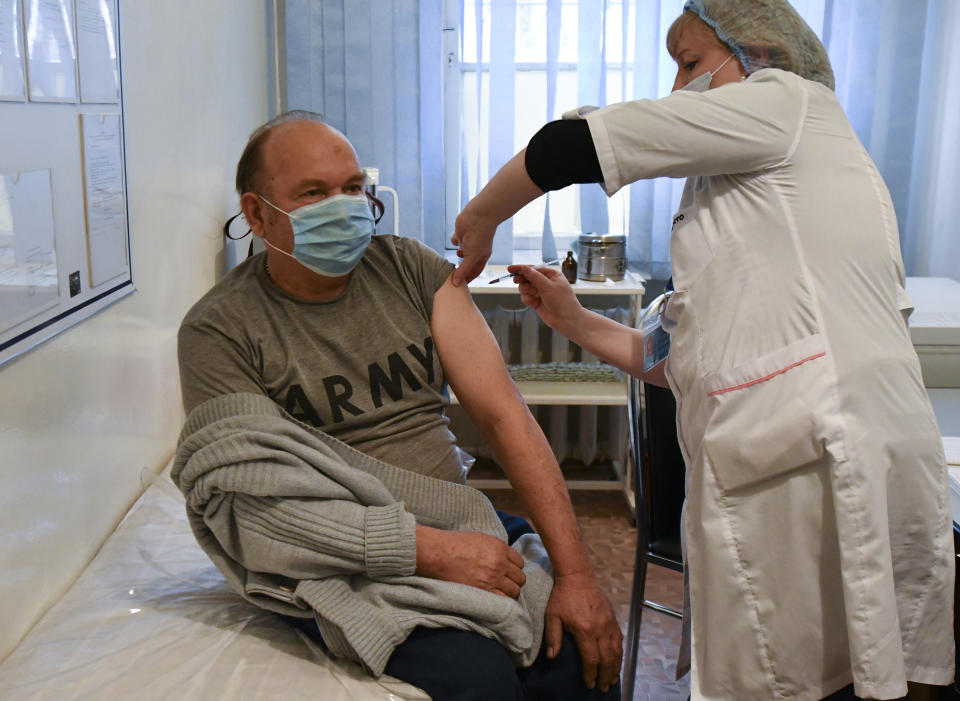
left=235, top=109, right=326, bottom=195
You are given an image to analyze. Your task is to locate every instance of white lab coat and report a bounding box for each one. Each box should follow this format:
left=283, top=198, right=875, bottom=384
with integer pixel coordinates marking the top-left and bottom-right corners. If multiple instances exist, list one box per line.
left=583, top=69, right=955, bottom=700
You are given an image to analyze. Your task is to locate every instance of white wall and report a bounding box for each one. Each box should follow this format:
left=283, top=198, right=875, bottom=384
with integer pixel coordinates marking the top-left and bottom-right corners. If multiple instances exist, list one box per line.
left=0, top=0, right=270, bottom=660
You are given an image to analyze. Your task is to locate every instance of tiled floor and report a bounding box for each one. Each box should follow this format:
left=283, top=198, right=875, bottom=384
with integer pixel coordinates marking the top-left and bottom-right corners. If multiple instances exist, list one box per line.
left=485, top=489, right=690, bottom=701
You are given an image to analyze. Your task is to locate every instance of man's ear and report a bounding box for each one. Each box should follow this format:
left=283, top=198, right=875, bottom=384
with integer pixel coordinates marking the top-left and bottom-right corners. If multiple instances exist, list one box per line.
left=366, top=190, right=385, bottom=224
left=240, top=192, right=267, bottom=238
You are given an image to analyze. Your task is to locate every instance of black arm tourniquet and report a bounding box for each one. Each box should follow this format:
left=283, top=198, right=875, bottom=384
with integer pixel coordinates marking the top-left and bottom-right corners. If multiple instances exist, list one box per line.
left=524, top=119, right=603, bottom=192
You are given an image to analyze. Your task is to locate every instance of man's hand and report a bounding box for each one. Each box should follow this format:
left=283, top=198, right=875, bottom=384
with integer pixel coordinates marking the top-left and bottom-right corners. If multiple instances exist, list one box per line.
left=415, top=525, right=527, bottom=598
left=450, top=208, right=495, bottom=286
left=544, top=571, right=623, bottom=693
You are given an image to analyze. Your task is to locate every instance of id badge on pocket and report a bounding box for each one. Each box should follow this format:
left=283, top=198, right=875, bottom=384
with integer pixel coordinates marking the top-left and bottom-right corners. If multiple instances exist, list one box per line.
left=641, top=293, right=671, bottom=373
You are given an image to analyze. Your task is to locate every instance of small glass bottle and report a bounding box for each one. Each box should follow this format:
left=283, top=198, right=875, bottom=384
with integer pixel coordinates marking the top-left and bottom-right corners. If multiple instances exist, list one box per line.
left=561, top=250, right=578, bottom=284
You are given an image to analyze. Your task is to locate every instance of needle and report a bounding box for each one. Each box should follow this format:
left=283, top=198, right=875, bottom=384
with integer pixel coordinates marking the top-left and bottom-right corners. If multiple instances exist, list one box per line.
left=487, top=259, right=561, bottom=284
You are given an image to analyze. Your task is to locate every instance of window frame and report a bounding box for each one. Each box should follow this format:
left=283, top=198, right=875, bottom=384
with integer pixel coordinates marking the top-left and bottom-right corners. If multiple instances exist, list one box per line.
left=442, top=0, right=634, bottom=252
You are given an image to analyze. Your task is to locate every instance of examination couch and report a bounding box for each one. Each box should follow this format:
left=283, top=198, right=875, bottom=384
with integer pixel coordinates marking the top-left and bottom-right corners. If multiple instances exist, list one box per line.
left=0, top=463, right=430, bottom=700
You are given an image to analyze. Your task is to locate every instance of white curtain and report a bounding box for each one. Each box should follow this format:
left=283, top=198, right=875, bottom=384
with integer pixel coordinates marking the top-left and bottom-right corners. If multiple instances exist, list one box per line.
left=810, top=0, right=960, bottom=279
left=283, top=0, right=959, bottom=281
left=283, top=0, right=447, bottom=252
left=454, top=0, right=686, bottom=269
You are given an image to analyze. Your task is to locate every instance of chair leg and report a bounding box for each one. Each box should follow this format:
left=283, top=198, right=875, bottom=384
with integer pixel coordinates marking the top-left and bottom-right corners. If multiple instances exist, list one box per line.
left=622, top=525, right=651, bottom=701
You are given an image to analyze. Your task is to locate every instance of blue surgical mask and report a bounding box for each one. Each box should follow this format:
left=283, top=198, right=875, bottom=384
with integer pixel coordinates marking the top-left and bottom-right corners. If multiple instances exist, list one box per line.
left=259, top=193, right=374, bottom=277
left=679, top=53, right=735, bottom=92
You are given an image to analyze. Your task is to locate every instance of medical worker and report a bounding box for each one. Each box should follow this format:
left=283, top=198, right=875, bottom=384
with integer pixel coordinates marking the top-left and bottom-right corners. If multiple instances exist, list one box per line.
left=451, top=1, right=956, bottom=699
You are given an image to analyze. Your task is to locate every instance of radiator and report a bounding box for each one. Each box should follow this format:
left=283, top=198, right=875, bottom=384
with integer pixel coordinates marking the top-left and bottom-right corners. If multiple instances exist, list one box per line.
left=451, top=305, right=631, bottom=468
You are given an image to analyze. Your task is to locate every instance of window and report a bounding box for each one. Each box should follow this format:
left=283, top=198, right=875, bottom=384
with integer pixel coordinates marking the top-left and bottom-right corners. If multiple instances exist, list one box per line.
left=446, top=0, right=680, bottom=253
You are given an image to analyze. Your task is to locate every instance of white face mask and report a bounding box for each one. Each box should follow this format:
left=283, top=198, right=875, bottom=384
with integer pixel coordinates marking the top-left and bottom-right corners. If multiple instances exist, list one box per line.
left=678, top=53, right=735, bottom=92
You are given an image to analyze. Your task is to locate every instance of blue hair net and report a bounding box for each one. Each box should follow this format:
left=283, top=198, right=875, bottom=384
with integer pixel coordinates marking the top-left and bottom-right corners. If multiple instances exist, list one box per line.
left=681, top=0, right=835, bottom=90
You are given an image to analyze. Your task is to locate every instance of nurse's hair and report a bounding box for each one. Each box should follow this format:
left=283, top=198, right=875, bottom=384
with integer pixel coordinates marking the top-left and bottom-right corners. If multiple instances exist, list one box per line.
left=666, top=11, right=725, bottom=58
left=668, top=0, right=835, bottom=91
left=235, top=109, right=330, bottom=196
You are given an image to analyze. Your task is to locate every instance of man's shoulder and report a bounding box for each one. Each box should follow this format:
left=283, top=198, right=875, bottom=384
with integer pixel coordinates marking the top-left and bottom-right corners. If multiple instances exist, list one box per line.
left=368, top=234, right=447, bottom=265
left=364, top=235, right=454, bottom=289
left=358, top=236, right=453, bottom=321
left=181, top=253, right=265, bottom=327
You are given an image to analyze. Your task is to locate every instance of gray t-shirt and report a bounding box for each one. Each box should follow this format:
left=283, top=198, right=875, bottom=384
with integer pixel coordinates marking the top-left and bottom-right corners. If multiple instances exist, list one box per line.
left=178, top=235, right=466, bottom=483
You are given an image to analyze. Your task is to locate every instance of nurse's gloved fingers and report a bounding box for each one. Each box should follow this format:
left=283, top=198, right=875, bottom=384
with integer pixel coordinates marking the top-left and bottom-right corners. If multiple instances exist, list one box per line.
left=452, top=253, right=489, bottom=287
left=507, top=266, right=541, bottom=306
left=520, top=264, right=565, bottom=287
left=515, top=281, right=534, bottom=295
left=507, top=264, right=545, bottom=288
left=544, top=610, right=564, bottom=659
left=450, top=211, right=494, bottom=286
left=518, top=294, right=540, bottom=313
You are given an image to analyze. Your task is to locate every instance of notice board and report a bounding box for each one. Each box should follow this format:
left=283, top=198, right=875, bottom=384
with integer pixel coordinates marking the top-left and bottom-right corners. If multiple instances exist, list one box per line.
left=0, top=0, right=131, bottom=367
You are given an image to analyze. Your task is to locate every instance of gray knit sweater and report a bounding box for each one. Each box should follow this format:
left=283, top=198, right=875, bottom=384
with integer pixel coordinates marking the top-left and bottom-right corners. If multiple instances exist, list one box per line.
left=172, top=392, right=553, bottom=676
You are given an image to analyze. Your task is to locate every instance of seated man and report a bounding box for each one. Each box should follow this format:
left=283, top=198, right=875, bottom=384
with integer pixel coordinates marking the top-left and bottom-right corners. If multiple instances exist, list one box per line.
left=174, top=110, right=622, bottom=700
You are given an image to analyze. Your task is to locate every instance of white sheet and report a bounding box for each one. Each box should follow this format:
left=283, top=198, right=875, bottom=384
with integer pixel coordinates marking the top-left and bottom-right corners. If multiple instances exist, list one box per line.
left=945, top=438, right=960, bottom=524
left=0, top=470, right=429, bottom=700
left=906, top=277, right=960, bottom=346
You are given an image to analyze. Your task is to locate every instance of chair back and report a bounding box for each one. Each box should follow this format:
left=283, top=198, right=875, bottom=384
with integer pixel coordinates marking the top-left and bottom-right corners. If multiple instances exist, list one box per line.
left=641, top=383, right=685, bottom=561
left=628, top=375, right=685, bottom=569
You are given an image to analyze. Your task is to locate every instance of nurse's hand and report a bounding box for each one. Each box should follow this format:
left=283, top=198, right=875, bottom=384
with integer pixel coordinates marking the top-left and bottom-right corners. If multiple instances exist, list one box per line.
left=545, top=571, right=623, bottom=692
left=507, top=264, right=583, bottom=335
left=451, top=150, right=544, bottom=285
left=450, top=207, right=495, bottom=286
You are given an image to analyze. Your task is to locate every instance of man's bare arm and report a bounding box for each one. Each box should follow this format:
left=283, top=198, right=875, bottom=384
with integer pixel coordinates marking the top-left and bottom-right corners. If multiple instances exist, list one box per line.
left=429, top=274, right=623, bottom=692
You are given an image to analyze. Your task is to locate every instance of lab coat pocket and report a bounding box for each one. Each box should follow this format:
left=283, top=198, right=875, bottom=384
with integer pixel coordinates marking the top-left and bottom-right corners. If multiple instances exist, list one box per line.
left=702, top=334, right=846, bottom=492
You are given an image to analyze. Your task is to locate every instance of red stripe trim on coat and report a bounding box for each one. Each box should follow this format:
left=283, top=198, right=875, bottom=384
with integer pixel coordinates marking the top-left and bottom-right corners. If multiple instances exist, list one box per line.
left=706, top=352, right=826, bottom=397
